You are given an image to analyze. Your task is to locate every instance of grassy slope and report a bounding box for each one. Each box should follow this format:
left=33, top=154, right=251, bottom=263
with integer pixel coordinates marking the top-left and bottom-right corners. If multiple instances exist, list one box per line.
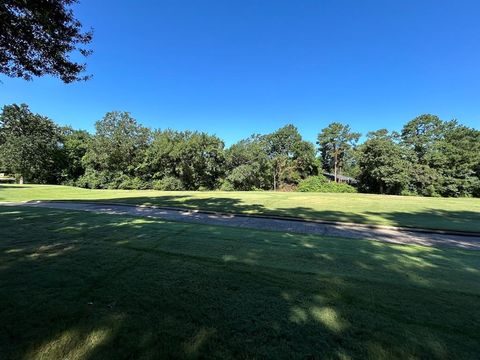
left=1, top=184, right=480, bottom=232
left=1, top=206, right=479, bottom=359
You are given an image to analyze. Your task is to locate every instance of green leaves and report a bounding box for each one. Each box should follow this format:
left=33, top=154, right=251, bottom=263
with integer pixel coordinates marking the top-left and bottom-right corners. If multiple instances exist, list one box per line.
left=358, top=129, right=411, bottom=195
left=0, top=104, right=61, bottom=183
left=1, top=103, right=478, bottom=197
left=83, top=111, right=150, bottom=175
left=142, top=130, right=225, bottom=190
left=297, top=175, right=357, bottom=193
left=317, top=123, right=360, bottom=182
left=357, top=117, right=480, bottom=196
left=0, top=0, right=93, bottom=82
left=264, top=125, right=316, bottom=190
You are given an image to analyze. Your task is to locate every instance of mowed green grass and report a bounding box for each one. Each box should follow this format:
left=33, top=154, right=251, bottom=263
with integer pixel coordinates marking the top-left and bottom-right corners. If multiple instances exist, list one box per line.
left=1, top=206, right=479, bottom=359
left=1, top=184, right=480, bottom=232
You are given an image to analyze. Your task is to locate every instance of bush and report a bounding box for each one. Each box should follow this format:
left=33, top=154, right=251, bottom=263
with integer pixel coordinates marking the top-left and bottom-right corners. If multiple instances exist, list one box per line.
left=400, top=189, right=418, bottom=196
left=219, top=179, right=235, bottom=191
left=76, top=169, right=111, bottom=189
left=424, top=184, right=441, bottom=197
left=152, top=176, right=184, bottom=191
left=473, top=183, right=480, bottom=198
left=297, top=175, right=357, bottom=193
left=118, top=177, right=149, bottom=190
left=76, top=171, right=149, bottom=190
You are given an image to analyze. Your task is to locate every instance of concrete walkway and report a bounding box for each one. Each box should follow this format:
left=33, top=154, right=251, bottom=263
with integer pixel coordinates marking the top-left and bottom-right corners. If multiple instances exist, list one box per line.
left=2, top=201, right=480, bottom=250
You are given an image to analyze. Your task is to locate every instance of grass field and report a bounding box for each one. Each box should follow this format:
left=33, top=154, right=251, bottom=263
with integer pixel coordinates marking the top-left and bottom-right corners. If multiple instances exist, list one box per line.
left=1, top=184, right=480, bottom=232
left=1, top=206, right=479, bottom=359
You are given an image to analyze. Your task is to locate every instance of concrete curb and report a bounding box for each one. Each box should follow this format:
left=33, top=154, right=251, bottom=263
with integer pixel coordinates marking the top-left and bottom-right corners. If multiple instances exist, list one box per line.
left=15, top=199, right=480, bottom=238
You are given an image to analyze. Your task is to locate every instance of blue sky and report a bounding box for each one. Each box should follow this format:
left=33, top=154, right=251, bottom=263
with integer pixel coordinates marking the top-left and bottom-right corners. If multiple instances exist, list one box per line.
left=1, top=0, right=479, bottom=145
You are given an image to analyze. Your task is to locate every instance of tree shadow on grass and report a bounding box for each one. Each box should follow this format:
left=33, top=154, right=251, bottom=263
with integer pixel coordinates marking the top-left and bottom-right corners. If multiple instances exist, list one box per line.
left=57, top=194, right=480, bottom=233
left=0, top=206, right=479, bottom=359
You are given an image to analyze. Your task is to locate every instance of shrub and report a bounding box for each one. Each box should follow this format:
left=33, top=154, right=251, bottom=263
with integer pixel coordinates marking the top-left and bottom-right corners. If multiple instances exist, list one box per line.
left=118, top=177, right=149, bottom=190
left=108, top=172, right=131, bottom=189
left=76, top=171, right=149, bottom=190
left=297, top=175, right=357, bottom=193
left=152, top=176, right=184, bottom=191
left=219, top=179, right=235, bottom=191
left=76, top=169, right=111, bottom=189
left=400, top=189, right=418, bottom=196
left=424, top=184, right=441, bottom=197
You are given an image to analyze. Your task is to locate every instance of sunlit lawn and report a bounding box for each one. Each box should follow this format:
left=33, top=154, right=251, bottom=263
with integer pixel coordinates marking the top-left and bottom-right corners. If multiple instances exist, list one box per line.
left=1, top=206, right=479, bottom=359
left=1, top=184, right=480, bottom=232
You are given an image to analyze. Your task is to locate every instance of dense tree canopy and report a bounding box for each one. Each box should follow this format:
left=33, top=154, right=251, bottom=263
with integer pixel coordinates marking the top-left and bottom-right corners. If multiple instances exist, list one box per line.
left=265, top=125, right=316, bottom=190
left=0, top=104, right=61, bottom=183
left=141, top=130, right=225, bottom=190
left=224, top=135, right=272, bottom=190
left=437, top=123, right=480, bottom=197
left=358, top=129, right=411, bottom=195
left=0, top=104, right=479, bottom=197
left=0, top=0, right=92, bottom=82
left=79, top=112, right=150, bottom=189
left=58, top=127, right=91, bottom=183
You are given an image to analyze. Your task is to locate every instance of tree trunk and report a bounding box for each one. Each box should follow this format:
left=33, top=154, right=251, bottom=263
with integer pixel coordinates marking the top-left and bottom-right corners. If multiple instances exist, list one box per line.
left=334, top=152, right=338, bottom=183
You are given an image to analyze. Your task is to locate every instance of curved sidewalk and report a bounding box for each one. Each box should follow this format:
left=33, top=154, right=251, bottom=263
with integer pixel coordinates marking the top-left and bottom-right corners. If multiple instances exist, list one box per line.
left=2, top=200, right=480, bottom=250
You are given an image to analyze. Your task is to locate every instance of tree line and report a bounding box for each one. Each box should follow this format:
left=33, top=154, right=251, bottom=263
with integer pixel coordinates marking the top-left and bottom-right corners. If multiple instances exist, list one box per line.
left=1, top=103, right=479, bottom=197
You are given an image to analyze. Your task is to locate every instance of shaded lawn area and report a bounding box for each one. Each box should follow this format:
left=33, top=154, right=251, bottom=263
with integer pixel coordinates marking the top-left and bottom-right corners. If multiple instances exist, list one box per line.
left=1, top=184, right=480, bottom=232
left=1, top=207, right=479, bottom=359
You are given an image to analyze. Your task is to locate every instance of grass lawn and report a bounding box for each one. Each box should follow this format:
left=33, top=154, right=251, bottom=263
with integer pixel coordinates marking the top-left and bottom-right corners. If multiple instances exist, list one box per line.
left=1, top=206, right=479, bottom=359
left=1, top=184, right=480, bottom=232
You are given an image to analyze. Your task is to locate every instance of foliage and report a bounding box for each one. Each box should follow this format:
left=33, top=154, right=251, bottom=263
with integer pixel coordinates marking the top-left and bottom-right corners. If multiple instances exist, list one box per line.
left=434, top=122, right=480, bottom=197
left=57, top=127, right=91, bottom=183
left=317, top=122, right=360, bottom=182
left=358, top=129, right=411, bottom=195
left=76, top=169, right=114, bottom=189
left=0, top=104, right=61, bottom=183
left=152, top=176, right=184, bottom=191
left=357, top=117, right=480, bottom=197
left=142, top=130, right=225, bottom=190
left=0, top=0, right=93, bottom=82
left=117, top=176, right=149, bottom=190
left=265, top=125, right=317, bottom=190
left=297, top=175, right=357, bottom=193
left=0, top=103, right=479, bottom=197
left=224, top=135, right=272, bottom=190
left=218, top=179, right=236, bottom=191
left=400, top=114, right=444, bottom=165
left=81, top=111, right=150, bottom=187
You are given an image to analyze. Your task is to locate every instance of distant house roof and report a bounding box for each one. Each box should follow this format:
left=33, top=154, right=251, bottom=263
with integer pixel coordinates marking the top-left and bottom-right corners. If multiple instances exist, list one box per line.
left=323, top=172, right=358, bottom=184
left=0, top=172, right=15, bottom=181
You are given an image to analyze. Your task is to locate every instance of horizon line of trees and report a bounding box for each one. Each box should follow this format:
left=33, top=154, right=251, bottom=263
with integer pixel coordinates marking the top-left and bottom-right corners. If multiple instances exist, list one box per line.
left=1, top=103, right=479, bottom=197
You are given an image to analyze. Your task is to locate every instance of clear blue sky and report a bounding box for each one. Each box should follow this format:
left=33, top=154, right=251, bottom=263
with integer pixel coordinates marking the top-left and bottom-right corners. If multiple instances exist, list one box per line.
left=1, top=0, right=479, bottom=145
